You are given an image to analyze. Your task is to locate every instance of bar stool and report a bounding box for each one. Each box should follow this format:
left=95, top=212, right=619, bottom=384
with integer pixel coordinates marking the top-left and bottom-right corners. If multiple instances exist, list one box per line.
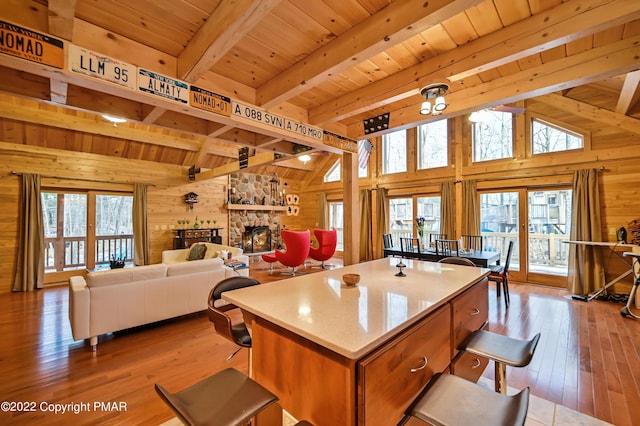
left=155, top=368, right=278, bottom=426
left=458, top=330, right=541, bottom=394
left=399, top=373, right=529, bottom=426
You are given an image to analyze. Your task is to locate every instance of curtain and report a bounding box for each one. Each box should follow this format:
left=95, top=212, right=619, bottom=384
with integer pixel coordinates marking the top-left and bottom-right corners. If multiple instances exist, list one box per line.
left=318, top=192, right=327, bottom=229
left=440, top=181, right=455, bottom=240
left=13, top=174, right=44, bottom=291
left=462, top=180, right=480, bottom=236
left=375, top=188, right=389, bottom=258
left=568, top=169, right=605, bottom=295
left=133, top=183, right=150, bottom=266
left=359, top=189, right=373, bottom=261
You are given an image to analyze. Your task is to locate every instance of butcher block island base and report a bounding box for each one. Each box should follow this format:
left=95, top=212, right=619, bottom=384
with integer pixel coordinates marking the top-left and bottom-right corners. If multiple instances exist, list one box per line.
left=224, top=258, right=490, bottom=425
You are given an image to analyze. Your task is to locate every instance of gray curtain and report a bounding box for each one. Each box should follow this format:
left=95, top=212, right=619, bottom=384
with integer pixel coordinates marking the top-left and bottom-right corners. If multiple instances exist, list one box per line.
left=14, top=174, right=44, bottom=291
left=440, top=181, right=455, bottom=240
left=133, top=183, right=150, bottom=266
left=568, top=169, right=605, bottom=295
left=375, top=188, right=388, bottom=258
left=318, top=192, right=327, bottom=229
left=462, top=180, right=480, bottom=236
left=359, top=189, right=373, bottom=261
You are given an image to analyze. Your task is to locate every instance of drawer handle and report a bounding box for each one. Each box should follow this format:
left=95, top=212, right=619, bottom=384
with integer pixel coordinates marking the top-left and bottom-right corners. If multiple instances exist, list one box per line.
left=471, top=358, right=481, bottom=369
left=469, top=308, right=480, bottom=316
left=410, top=356, right=429, bottom=373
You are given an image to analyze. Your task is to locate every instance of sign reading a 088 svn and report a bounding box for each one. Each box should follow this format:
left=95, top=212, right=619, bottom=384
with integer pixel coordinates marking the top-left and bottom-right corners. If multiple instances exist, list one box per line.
left=68, top=44, right=136, bottom=90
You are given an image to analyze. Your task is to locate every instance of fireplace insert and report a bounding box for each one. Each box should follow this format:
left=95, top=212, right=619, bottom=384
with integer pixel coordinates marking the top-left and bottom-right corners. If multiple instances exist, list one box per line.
left=242, top=226, right=272, bottom=253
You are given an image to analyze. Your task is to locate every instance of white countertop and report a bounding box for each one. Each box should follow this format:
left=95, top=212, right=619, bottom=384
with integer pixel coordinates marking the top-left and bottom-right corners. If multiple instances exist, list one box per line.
left=223, top=258, right=489, bottom=359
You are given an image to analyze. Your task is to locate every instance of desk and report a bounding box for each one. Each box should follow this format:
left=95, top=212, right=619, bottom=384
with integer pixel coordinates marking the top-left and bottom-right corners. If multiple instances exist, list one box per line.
left=564, top=240, right=640, bottom=304
left=383, top=246, right=500, bottom=268
left=223, top=258, right=489, bottom=425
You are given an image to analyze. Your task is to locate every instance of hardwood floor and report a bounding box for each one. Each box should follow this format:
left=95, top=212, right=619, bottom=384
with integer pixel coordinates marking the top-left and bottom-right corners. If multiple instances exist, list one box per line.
left=0, top=259, right=638, bottom=425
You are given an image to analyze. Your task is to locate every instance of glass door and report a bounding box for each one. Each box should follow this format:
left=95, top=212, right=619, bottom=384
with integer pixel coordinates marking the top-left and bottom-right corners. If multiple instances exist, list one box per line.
left=328, top=201, right=344, bottom=252
left=480, top=191, right=521, bottom=279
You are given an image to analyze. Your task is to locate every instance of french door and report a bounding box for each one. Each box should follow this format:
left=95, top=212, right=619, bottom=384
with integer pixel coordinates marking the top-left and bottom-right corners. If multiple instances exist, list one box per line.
left=480, top=187, right=572, bottom=286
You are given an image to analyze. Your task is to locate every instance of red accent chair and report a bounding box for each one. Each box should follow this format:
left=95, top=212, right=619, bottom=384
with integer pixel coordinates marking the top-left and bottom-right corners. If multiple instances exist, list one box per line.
left=309, top=228, right=337, bottom=269
left=276, top=230, right=310, bottom=275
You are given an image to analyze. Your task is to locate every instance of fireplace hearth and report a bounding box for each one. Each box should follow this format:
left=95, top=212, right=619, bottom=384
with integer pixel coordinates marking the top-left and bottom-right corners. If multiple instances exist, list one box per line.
left=242, top=226, right=272, bottom=253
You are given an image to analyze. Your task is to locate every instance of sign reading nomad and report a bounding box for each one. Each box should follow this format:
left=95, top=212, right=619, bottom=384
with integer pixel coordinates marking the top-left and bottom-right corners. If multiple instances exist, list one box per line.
left=68, top=44, right=136, bottom=90
left=232, top=101, right=323, bottom=141
left=138, top=69, right=189, bottom=104
left=190, top=86, right=231, bottom=117
left=0, top=20, right=64, bottom=68
left=323, top=130, right=358, bottom=153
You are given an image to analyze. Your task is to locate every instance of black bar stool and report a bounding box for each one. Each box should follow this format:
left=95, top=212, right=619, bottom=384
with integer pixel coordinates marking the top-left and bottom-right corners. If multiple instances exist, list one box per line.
left=458, top=330, right=541, bottom=394
left=399, top=373, right=530, bottom=426
left=155, top=368, right=278, bottom=426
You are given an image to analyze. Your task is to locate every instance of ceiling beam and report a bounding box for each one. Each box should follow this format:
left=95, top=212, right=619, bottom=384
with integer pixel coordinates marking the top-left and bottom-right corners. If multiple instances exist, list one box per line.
left=256, top=0, right=483, bottom=108
left=616, top=70, right=640, bottom=114
left=348, top=33, right=640, bottom=137
left=178, top=0, right=281, bottom=82
left=309, top=0, right=640, bottom=125
left=197, top=151, right=276, bottom=180
left=538, top=93, right=640, bottom=135
left=47, top=0, right=77, bottom=105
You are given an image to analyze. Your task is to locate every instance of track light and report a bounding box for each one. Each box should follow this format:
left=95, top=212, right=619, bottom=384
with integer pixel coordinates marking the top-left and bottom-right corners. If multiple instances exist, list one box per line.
left=419, top=84, right=449, bottom=116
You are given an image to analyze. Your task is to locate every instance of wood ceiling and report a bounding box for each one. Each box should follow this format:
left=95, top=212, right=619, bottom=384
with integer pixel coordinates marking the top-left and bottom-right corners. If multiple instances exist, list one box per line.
left=0, top=0, right=639, bottom=181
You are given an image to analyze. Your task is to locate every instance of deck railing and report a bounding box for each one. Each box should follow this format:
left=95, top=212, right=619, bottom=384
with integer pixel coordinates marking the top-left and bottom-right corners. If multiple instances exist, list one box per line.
left=44, top=234, right=134, bottom=272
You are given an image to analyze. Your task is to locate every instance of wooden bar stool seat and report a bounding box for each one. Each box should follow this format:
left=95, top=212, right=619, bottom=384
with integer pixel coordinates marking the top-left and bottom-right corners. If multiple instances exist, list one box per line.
left=458, top=330, right=541, bottom=394
left=155, top=368, right=278, bottom=426
left=400, top=373, right=529, bottom=426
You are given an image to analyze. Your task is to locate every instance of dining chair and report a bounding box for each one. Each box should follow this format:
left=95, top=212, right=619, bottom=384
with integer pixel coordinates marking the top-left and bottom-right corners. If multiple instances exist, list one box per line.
left=462, top=234, right=483, bottom=251
left=438, top=256, right=476, bottom=266
left=435, top=239, right=459, bottom=257
left=400, top=237, right=421, bottom=258
left=382, top=233, right=393, bottom=249
left=429, top=233, right=447, bottom=245
left=489, top=240, right=514, bottom=308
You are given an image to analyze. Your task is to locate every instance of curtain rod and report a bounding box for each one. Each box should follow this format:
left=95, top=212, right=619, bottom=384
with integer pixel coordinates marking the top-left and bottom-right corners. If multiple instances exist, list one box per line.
left=10, top=171, right=157, bottom=186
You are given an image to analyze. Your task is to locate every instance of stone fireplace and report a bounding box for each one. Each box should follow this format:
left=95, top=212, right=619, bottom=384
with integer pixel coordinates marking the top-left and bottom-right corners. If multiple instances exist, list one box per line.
left=228, top=173, right=282, bottom=252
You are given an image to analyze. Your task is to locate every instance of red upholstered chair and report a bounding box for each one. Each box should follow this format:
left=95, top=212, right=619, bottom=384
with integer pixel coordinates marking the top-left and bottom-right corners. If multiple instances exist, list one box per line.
left=276, top=230, right=310, bottom=276
left=261, top=252, right=278, bottom=273
left=309, top=228, right=338, bottom=269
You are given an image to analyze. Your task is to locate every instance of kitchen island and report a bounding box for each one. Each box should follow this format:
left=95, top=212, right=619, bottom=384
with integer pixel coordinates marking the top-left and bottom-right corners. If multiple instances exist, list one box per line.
left=224, top=257, right=490, bottom=425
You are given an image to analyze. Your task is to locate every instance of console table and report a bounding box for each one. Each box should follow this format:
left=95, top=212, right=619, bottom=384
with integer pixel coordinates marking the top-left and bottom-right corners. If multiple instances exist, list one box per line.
left=173, top=228, right=222, bottom=249
left=224, top=258, right=490, bottom=425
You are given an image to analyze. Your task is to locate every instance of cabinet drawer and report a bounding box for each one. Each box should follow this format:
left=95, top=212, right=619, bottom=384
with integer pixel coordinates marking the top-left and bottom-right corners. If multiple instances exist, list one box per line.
left=358, top=304, right=451, bottom=426
left=451, top=279, right=488, bottom=353
left=451, top=350, right=489, bottom=383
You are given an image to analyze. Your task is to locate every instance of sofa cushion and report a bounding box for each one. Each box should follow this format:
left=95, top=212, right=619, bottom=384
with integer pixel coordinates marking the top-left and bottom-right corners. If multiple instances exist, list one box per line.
left=187, top=243, right=207, bottom=261
left=166, top=257, right=224, bottom=276
left=131, top=264, right=167, bottom=281
left=87, top=268, right=135, bottom=287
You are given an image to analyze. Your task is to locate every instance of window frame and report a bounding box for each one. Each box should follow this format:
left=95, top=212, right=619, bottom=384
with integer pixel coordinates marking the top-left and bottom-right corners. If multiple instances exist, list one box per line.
left=529, top=115, right=587, bottom=157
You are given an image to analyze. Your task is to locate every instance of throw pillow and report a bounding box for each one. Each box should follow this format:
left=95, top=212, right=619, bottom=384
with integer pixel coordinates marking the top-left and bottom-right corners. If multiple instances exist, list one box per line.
left=187, top=244, right=207, bottom=261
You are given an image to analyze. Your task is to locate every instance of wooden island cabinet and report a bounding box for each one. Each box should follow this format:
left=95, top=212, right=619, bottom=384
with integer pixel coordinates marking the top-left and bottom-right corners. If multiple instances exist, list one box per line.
left=224, top=258, right=489, bottom=425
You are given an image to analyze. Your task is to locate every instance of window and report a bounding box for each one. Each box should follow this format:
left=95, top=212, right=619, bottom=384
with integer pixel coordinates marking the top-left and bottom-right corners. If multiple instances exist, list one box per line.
left=328, top=202, right=343, bottom=251
left=42, top=191, right=133, bottom=272
left=323, top=159, right=368, bottom=182
left=382, top=129, right=407, bottom=174
left=417, top=120, right=448, bottom=169
left=324, top=160, right=340, bottom=182
left=480, top=192, right=519, bottom=271
left=532, top=118, right=583, bottom=154
left=473, top=111, right=513, bottom=162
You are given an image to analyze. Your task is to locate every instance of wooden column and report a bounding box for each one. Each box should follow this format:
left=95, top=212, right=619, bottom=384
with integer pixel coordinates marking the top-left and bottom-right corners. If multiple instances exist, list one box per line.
left=343, top=151, right=359, bottom=265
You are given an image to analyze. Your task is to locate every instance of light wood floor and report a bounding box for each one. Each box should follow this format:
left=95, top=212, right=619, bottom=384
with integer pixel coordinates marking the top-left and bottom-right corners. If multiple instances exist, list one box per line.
left=0, top=258, right=638, bottom=425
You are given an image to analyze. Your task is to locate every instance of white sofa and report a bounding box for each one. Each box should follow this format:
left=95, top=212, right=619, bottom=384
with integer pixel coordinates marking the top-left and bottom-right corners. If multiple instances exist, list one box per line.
left=69, top=243, right=248, bottom=351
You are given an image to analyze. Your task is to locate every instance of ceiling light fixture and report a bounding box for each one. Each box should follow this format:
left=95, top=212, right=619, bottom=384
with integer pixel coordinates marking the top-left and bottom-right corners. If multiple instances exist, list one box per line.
left=298, top=154, right=312, bottom=164
left=101, top=114, right=127, bottom=127
left=419, top=83, right=449, bottom=116
left=469, top=109, right=490, bottom=123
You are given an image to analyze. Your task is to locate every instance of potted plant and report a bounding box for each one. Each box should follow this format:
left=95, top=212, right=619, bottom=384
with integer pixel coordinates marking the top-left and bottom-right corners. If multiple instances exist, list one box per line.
left=416, top=216, right=426, bottom=248
left=110, top=254, right=125, bottom=269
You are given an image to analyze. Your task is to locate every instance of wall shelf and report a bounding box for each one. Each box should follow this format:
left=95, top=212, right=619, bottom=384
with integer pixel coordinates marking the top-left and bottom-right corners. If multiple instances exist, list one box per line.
left=224, top=204, right=287, bottom=212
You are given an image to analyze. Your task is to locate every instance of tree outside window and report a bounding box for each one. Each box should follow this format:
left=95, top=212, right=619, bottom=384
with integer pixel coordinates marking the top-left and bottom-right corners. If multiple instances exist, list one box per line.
left=417, top=120, right=447, bottom=169
left=532, top=118, right=583, bottom=154
left=473, top=111, right=513, bottom=162
left=382, top=130, right=407, bottom=174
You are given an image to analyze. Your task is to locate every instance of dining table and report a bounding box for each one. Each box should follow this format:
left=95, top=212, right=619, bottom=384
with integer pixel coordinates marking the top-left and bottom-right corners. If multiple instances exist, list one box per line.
left=383, top=246, right=501, bottom=268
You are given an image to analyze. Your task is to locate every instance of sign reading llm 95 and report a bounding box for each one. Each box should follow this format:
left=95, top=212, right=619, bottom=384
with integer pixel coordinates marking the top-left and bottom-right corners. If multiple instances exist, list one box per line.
left=68, top=44, right=136, bottom=90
